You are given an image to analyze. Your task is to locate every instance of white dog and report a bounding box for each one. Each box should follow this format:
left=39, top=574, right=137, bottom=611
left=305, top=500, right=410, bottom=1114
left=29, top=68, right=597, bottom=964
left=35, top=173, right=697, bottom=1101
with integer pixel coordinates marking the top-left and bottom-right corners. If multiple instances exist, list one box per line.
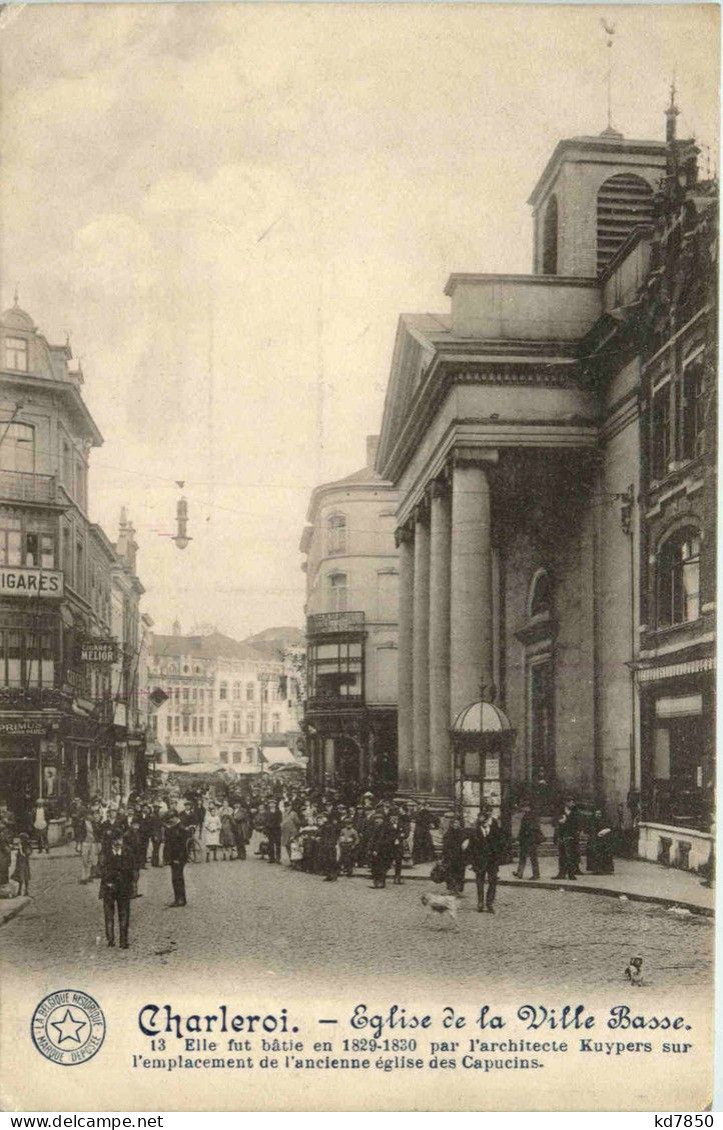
left=421, top=892, right=460, bottom=931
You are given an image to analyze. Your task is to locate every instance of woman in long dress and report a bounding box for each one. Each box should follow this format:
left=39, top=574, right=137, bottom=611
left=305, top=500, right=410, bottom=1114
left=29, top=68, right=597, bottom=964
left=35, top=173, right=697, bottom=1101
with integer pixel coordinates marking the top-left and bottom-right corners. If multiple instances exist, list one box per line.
left=79, top=811, right=98, bottom=883
left=203, top=804, right=221, bottom=862
left=219, top=803, right=235, bottom=861
left=280, top=808, right=301, bottom=865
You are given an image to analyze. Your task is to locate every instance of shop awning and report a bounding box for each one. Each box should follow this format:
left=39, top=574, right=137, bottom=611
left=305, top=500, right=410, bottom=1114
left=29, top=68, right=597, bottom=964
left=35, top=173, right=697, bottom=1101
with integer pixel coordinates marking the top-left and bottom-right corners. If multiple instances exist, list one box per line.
left=159, top=762, right=225, bottom=775
left=260, top=747, right=300, bottom=768
left=162, top=744, right=214, bottom=765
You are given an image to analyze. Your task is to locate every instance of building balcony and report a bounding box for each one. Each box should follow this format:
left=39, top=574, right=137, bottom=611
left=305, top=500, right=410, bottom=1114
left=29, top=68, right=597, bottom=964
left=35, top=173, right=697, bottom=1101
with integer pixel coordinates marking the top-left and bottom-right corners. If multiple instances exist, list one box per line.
left=0, top=685, right=72, bottom=712
left=306, top=610, right=365, bottom=636
left=0, top=471, right=61, bottom=506
left=306, top=690, right=364, bottom=711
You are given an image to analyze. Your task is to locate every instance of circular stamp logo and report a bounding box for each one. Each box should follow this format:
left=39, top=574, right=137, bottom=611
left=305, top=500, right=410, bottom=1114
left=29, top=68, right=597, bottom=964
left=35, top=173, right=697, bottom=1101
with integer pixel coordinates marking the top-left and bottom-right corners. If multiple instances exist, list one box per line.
left=31, top=990, right=106, bottom=1066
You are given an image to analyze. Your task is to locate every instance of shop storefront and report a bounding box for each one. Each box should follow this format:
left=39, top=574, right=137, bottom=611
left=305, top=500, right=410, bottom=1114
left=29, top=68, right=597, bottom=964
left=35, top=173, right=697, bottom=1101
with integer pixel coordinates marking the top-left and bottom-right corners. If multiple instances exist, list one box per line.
left=638, top=657, right=715, bottom=871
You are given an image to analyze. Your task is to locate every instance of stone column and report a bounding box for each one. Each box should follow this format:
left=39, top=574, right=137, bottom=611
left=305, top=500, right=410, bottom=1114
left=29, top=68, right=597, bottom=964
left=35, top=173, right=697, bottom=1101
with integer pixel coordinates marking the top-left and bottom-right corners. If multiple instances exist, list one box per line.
left=450, top=454, right=494, bottom=720
left=395, top=524, right=415, bottom=792
left=412, top=504, right=431, bottom=791
left=428, top=479, right=452, bottom=796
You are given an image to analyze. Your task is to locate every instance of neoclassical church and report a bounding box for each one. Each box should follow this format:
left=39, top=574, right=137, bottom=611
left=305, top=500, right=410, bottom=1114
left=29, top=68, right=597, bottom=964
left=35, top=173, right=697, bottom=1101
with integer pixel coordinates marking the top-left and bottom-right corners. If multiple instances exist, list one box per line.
left=376, top=104, right=716, bottom=866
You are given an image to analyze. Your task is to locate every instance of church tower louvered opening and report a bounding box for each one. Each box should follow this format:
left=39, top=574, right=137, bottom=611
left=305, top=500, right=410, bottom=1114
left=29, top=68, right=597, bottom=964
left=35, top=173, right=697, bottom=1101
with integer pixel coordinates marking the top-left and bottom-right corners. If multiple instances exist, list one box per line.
left=596, top=173, right=654, bottom=274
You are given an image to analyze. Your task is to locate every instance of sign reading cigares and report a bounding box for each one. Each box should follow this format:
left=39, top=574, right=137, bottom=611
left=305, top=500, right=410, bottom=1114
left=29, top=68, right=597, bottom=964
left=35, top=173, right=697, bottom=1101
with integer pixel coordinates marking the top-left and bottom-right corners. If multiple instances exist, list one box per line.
left=79, top=640, right=118, bottom=664
left=0, top=567, right=63, bottom=596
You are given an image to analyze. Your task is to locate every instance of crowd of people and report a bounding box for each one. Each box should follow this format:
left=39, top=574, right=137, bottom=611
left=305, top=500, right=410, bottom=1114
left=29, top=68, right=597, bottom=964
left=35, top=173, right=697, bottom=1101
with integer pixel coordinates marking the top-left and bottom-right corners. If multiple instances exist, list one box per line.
left=0, top=777, right=618, bottom=945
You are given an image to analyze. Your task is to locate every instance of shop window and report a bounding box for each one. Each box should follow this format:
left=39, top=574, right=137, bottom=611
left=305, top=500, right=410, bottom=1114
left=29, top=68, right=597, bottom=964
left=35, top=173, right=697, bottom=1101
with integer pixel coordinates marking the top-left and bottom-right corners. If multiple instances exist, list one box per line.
left=327, top=512, right=346, bottom=554
left=657, top=526, right=701, bottom=626
left=5, top=336, right=28, bottom=372
left=680, top=354, right=706, bottom=462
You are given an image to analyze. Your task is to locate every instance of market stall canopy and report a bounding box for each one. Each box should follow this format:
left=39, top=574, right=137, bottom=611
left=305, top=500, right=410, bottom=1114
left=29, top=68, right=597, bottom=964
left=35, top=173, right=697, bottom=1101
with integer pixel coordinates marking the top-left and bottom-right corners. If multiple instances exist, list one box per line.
left=452, top=701, right=512, bottom=733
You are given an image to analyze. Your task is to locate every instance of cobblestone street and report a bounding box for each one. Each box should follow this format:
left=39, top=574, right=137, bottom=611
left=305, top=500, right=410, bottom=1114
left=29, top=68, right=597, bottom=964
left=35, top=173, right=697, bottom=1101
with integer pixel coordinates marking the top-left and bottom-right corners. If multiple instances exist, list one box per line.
left=2, top=851, right=713, bottom=997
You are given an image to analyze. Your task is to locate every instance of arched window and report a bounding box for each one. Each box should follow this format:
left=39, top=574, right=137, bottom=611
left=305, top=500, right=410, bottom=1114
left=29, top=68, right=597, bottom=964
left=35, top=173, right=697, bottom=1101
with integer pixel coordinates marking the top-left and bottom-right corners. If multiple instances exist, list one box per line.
left=327, top=512, right=346, bottom=554
left=657, top=526, right=701, bottom=626
left=542, top=195, right=558, bottom=275
left=528, top=569, right=552, bottom=619
left=329, top=572, right=348, bottom=612
left=597, top=174, right=654, bottom=274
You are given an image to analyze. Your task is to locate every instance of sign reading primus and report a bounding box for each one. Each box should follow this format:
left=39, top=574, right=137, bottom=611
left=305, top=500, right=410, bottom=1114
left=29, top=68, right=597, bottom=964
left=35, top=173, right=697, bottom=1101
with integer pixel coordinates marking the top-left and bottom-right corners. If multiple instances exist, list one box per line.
left=0, top=567, right=63, bottom=596
left=0, top=718, right=47, bottom=735
left=80, top=640, right=118, bottom=664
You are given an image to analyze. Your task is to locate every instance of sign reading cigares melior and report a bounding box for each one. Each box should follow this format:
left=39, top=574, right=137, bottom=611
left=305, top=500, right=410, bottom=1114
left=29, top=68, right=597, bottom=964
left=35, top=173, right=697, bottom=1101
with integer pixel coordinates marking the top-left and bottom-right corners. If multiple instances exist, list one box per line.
left=79, top=640, right=118, bottom=664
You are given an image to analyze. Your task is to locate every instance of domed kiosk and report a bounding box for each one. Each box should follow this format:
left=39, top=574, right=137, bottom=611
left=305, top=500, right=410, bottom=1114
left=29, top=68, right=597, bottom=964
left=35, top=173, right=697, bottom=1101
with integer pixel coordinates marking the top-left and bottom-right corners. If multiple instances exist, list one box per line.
left=451, top=699, right=515, bottom=830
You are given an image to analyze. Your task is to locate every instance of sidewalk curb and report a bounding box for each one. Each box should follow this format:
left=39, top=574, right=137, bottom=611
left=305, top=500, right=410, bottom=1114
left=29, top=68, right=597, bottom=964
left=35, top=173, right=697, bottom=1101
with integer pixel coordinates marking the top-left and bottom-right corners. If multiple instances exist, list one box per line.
left=356, top=870, right=714, bottom=916
left=0, top=897, right=30, bottom=927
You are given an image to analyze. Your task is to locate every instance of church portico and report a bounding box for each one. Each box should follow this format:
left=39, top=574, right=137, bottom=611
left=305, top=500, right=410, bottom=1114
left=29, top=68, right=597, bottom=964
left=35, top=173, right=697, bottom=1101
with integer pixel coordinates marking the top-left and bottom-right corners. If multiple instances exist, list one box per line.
left=393, top=436, right=599, bottom=801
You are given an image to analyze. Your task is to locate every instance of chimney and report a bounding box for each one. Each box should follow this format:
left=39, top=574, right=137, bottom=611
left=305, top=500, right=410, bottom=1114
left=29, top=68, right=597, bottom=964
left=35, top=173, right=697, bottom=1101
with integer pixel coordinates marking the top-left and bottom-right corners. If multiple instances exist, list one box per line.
left=366, top=435, right=379, bottom=470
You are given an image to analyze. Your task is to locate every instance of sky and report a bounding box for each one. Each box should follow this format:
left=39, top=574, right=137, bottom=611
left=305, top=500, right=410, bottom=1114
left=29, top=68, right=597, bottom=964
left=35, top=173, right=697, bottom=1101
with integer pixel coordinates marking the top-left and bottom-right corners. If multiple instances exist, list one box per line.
left=0, top=2, right=718, bottom=639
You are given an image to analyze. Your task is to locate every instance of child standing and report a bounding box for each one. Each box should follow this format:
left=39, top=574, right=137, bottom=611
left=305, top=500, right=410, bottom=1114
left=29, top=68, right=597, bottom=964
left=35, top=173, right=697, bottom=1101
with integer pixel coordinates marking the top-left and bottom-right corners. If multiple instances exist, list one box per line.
left=12, top=833, right=31, bottom=896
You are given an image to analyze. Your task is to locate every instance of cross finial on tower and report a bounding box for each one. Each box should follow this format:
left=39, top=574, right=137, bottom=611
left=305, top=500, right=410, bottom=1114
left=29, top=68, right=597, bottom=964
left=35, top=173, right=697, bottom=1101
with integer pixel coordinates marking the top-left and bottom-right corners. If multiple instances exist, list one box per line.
left=13, top=286, right=19, bottom=308
left=600, top=19, right=617, bottom=133
left=666, top=73, right=680, bottom=143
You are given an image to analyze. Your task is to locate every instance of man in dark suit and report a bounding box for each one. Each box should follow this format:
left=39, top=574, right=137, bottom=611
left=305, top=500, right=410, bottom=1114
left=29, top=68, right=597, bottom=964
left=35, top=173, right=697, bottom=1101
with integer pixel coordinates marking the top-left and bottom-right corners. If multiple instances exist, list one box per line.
left=165, top=812, right=189, bottom=907
left=98, top=829, right=135, bottom=948
left=554, top=797, right=580, bottom=880
left=441, top=815, right=467, bottom=895
left=368, top=813, right=396, bottom=889
left=514, top=802, right=542, bottom=880
left=149, top=805, right=164, bottom=867
left=465, top=806, right=505, bottom=913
